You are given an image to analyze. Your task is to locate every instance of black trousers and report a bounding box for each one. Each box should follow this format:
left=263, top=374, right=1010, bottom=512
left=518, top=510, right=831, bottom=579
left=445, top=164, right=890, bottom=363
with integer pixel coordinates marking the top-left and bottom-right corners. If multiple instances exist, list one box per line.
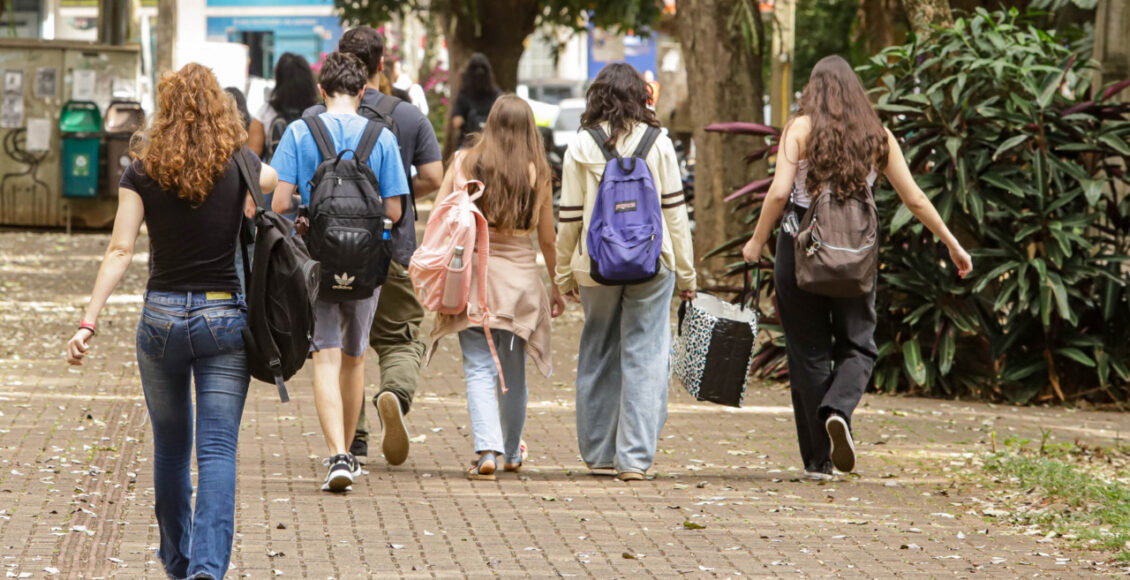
left=775, top=224, right=878, bottom=473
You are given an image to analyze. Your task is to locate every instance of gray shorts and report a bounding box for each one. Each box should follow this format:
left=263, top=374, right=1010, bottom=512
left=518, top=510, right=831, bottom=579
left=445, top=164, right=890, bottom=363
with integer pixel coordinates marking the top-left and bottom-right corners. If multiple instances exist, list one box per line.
left=312, top=289, right=381, bottom=358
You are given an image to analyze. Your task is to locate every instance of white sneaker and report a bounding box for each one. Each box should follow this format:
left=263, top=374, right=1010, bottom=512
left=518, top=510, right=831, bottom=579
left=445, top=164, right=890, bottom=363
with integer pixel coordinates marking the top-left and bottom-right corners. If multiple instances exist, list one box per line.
left=803, top=471, right=835, bottom=482
left=321, top=454, right=354, bottom=492
left=377, top=392, right=410, bottom=466
left=825, top=414, right=856, bottom=473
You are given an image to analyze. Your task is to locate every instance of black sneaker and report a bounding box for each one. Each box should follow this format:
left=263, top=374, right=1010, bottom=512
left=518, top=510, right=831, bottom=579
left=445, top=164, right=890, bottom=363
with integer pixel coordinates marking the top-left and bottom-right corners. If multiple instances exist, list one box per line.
left=349, top=437, right=368, bottom=458
left=825, top=414, right=856, bottom=473
left=321, top=454, right=354, bottom=492
left=377, top=392, right=410, bottom=466
left=346, top=453, right=362, bottom=477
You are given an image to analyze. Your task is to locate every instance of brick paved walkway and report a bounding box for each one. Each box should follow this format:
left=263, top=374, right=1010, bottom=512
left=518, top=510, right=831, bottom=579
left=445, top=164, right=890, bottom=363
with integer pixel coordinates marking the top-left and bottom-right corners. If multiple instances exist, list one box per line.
left=2, top=230, right=1130, bottom=578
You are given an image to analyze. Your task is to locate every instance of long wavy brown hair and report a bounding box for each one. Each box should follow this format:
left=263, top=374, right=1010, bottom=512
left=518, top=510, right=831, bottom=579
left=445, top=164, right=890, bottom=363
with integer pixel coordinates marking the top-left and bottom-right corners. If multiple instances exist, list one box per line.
left=460, top=95, right=551, bottom=233
left=796, top=55, right=889, bottom=201
left=132, top=63, right=246, bottom=204
left=581, top=62, right=661, bottom=151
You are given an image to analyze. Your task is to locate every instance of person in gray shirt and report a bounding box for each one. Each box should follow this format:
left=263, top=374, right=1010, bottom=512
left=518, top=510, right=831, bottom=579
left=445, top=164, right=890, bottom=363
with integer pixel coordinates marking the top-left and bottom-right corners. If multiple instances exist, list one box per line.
left=303, top=25, right=443, bottom=467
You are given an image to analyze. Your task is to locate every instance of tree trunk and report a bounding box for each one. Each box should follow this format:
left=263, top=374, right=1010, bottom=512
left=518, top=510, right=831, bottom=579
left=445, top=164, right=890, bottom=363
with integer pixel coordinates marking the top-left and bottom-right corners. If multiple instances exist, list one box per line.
left=1094, top=0, right=1130, bottom=100
left=155, top=0, right=176, bottom=75
left=901, top=0, right=953, bottom=39
left=678, top=0, right=766, bottom=280
left=439, top=0, right=538, bottom=160
left=855, top=0, right=906, bottom=57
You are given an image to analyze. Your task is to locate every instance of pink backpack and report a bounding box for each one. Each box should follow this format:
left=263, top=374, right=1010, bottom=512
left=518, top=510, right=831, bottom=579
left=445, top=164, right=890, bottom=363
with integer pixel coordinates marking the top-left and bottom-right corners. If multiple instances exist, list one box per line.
left=410, top=154, right=506, bottom=390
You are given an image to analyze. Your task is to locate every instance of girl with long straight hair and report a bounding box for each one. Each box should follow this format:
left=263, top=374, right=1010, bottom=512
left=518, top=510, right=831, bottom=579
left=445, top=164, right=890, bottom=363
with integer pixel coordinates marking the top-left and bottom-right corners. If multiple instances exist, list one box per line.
left=742, top=55, right=973, bottom=479
left=556, top=63, right=696, bottom=481
left=429, top=95, right=566, bottom=479
left=65, top=63, right=276, bottom=578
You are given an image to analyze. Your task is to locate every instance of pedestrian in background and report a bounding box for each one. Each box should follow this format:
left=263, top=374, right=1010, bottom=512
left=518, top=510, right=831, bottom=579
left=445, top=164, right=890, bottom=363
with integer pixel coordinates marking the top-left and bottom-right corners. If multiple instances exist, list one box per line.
left=741, top=55, right=973, bottom=480
left=428, top=95, right=566, bottom=479
left=556, top=62, right=696, bottom=481
left=65, top=63, right=277, bottom=579
left=249, top=53, right=319, bottom=162
left=271, top=52, right=410, bottom=492
left=304, top=26, right=445, bottom=466
left=224, top=87, right=252, bottom=130
left=450, top=53, right=501, bottom=150
left=389, top=58, right=430, bottom=115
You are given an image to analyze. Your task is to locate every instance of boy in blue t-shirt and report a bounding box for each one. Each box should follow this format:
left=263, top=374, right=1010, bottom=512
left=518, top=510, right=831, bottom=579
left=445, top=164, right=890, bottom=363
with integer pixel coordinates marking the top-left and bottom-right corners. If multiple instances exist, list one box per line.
left=271, top=51, right=409, bottom=493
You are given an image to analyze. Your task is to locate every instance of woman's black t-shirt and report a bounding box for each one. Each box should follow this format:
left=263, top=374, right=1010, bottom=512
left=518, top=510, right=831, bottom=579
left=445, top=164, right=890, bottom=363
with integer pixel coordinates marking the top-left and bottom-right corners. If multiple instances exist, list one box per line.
left=453, top=88, right=501, bottom=145
left=120, top=154, right=260, bottom=293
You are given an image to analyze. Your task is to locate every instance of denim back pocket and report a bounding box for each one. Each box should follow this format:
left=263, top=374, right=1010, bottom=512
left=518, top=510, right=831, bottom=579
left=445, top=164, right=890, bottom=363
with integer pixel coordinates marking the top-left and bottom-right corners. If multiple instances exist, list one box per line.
left=137, top=313, right=174, bottom=360
left=204, top=308, right=247, bottom=354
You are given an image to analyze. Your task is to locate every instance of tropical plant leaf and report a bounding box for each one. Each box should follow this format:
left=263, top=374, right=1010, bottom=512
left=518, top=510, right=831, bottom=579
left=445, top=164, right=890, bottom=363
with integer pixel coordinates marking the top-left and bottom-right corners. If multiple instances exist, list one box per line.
left=724, top=178, right=772, bottom=202
left=993, top=134, right=1030, bottom=159
left=704, top=122, right=779, bottom=136
left=902, top=339, right=927, bottom=386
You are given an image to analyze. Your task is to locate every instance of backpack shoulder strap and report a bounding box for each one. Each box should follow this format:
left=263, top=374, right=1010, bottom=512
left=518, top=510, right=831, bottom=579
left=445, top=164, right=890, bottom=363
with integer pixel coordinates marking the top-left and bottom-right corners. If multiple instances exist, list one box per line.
left=374, top=95, right=402, bottom=120
left=631, top=126, right=662, bottom=160
left=233, top=147, right=267, bottom=210
left=301, top=115, right=337, bottom=162
left=585, top=126, right=617, bottom=161
left=353, top=121, right=383, bottom=167
left=232, top=148, right=262, bottom=304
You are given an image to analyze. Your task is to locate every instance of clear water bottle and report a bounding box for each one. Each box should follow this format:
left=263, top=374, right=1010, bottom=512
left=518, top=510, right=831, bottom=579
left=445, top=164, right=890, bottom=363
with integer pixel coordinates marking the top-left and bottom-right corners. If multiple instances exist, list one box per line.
left=442, top=246, right=466, bottom=311
left=382, top=218, right=394, bottom=240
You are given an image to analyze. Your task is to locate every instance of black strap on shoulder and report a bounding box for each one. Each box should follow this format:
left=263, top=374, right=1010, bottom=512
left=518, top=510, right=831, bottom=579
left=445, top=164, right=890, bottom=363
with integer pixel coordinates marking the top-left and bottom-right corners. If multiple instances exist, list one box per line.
left=353, top=121, right=383, bottom=167
left=585, top=126, right=617, bottom=161
left=233, top=147, right=266, bottom=210
left=302, top=116, right=337, bottom=162
left=374, top=95, right=401, bottom=119
left=232, top=148, right=261, bottom=298
left=632, top=126, right=662, bottom=160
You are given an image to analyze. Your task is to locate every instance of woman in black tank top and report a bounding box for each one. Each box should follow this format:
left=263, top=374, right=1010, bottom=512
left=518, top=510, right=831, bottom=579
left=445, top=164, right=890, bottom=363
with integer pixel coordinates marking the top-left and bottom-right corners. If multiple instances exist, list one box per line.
left=65, top=63, right=276, bottom=579
left=742, top=56, right=972, bottom=480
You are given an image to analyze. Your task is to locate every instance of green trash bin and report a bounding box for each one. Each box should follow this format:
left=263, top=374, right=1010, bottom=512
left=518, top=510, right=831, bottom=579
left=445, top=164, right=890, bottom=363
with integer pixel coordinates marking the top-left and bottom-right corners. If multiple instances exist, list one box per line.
left=60, top=101, right=103, bottom=198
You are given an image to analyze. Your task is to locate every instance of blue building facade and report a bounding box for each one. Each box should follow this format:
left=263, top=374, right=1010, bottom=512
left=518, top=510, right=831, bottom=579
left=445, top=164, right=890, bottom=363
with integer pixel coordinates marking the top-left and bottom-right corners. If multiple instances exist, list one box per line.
left=205, top=0, right=343, bottom=77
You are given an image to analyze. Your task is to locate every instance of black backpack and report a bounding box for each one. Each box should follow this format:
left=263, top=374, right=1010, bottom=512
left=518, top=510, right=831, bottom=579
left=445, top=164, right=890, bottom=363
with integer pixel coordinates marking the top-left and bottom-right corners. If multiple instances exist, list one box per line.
left=264, top=107, right=303, bottom=163
left=234, top=148, right=320, bottom=402
left=302, top=115, right=393, bottom=302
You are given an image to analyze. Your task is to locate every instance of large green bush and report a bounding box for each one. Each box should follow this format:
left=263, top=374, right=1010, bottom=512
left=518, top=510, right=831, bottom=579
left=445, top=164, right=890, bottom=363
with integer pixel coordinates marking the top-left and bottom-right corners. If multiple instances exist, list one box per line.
left=714, top=8, right=1130, bottom=403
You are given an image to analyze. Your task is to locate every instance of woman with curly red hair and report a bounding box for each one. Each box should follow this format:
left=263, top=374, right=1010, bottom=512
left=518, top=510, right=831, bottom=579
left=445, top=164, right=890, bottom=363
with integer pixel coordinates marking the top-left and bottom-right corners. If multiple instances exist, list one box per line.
left=742, top=55, right=972, bottom=480
left=64, top=63, right=276, bottom=579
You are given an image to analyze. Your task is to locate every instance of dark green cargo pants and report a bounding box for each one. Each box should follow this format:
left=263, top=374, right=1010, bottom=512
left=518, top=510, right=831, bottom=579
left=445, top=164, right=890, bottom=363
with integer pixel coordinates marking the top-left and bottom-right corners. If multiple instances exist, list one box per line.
left=355, top=260, right=427, bottom=443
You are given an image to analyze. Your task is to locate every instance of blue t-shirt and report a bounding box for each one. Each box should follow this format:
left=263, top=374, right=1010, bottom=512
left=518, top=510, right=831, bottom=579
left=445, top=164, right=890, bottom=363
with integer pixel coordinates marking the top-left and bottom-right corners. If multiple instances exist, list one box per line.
left=271, top=112, right=410, bottom=204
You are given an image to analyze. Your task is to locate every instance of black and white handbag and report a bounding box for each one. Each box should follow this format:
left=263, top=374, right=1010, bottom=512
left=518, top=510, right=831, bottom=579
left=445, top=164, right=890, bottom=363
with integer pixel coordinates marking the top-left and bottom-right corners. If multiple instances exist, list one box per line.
left=673, top=270, right=761, bottom=408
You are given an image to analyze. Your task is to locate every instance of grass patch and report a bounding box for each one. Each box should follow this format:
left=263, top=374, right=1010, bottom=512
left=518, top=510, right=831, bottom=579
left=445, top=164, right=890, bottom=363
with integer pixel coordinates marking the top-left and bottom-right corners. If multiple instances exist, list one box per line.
left=983, top=437, right=1130, bottom=561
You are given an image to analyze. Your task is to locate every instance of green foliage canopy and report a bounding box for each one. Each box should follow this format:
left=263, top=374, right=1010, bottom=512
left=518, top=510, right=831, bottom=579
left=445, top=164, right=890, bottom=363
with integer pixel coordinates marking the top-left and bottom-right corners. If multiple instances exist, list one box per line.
left=335, top=0, right=663, bottom=36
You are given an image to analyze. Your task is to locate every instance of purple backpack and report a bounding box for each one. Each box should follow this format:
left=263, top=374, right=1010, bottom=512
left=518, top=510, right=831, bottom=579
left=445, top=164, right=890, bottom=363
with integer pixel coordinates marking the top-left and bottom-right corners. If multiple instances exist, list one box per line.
left=585, top=125, right=664, bottom=285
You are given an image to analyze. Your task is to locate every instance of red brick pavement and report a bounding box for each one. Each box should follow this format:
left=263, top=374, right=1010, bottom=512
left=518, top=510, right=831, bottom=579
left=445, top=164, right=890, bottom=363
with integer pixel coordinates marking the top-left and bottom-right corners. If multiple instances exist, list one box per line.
left=2, top=230, right=1129, bottom=578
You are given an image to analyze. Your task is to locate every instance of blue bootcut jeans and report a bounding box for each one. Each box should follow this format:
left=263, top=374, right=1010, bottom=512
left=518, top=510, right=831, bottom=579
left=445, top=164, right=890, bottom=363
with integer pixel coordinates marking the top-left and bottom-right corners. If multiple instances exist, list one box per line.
left=459, top=328, right=528, bottom=464
left=576, top=267, right=676, bottom=474
left=136, top=290, right=251, bottom=580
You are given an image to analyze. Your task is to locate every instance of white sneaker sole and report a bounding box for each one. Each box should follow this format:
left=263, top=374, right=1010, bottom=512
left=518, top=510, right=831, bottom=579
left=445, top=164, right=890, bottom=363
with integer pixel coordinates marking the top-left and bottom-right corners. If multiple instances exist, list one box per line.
left=322, top=470, right=353, bottom=492
left=826, top=415, right=856, bottom=473
left=378, top=393, right=410, bottom=466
